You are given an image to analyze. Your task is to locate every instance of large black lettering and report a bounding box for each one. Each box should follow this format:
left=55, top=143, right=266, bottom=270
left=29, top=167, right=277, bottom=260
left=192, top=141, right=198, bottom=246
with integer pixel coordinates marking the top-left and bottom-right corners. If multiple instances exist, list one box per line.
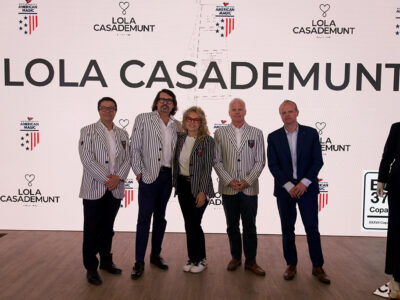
left=289, top=63, right=319, bottom=90
left=326, top=63, right=350, bottom=91
left=26, top=59, right=54, bottom=87
left=120, top=60, right=145, bottom=88
left=59, top=59, right=78, bottom=87
left=199, top=62, right=227, bottom=89
left=262, top=62, right=283, bottom=90
left=176, top=61, right=197, bottom=89
left=231, top=62, right=258, bottom=89
left=356, top=63, right=381, bottom=91
left=146, top=61, right=174, bottom=88
left=385, top=64, right=400, bottom=91
left=4, top=59, right=23, bottom=86
left=79, top=60, right=107, bottom=87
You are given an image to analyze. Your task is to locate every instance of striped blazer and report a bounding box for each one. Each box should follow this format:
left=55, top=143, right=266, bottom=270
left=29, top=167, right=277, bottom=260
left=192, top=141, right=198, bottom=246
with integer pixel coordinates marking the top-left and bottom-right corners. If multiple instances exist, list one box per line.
left=130, top=111, right=180, bottom=184
left=79, top=120, right=131, bottom=200
left=172, top=134, right=215, bottom=198
left=214, top=123, right=266, bottom=196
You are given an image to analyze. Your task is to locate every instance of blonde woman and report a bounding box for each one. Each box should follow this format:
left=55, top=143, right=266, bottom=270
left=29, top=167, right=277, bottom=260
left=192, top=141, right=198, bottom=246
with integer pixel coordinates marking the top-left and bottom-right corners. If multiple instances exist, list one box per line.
left=172, top=106, right=215, bottom=273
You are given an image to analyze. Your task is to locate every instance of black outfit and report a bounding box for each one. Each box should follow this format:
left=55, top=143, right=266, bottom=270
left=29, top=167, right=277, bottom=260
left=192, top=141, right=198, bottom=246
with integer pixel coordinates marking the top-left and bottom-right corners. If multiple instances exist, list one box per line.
left=172, top=134, right=215, bottom=263
left=378, top=122, right=400, bottom=282
left=83, top=190, right=121, bottom=270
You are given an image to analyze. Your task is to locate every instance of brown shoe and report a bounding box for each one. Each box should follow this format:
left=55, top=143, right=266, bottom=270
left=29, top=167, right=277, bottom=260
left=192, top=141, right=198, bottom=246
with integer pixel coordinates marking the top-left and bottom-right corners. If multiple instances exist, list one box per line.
left=245, top=263, right=266, bottom=276
left=312, top=267, right=331, bottom=284
left=283, top=264, right=296, bottom=280
left=227, top=258, right=241, bottom=271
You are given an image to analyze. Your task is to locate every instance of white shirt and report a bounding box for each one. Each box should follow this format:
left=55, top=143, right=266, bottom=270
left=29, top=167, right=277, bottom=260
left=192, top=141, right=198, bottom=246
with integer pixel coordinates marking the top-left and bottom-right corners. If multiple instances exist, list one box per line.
left=283, top=126, right=311, bottom=193
left=179, top=136, right=196, bottom=176
left=160, top=116, right=174, bottom=167
left=231, top=124, right=244, bottom=148
left=101, top=122, right=117, bottom=174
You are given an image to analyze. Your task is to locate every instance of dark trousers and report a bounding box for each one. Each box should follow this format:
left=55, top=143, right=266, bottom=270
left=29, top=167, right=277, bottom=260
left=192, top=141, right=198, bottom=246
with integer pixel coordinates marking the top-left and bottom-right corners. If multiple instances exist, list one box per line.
left=82, top=190, right=121, bottom=271
left=386, top=189, right=400, bottom=281
left=135, top=169, right=172, bottom=262
left=177, top=175, right=208, bottom=263
left=222, top=192, right=258, bottom=265
left=276, top=191, right=324, bottom=268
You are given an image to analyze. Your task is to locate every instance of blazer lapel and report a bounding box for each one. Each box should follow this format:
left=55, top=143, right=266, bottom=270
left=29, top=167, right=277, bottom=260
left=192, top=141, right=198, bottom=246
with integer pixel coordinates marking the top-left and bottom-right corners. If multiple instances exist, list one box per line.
left=114, top=127, right=122, bottom=158
left=279, top=127, right=292, bottom=165
left=238, top=123, right=250, bottom=153
left=151, top=112, right=162, bottom=143
left=296, top=124, right=304, bottom=162
left=95, top=121, right=109, bottom=154
left=226, top=125, right=239, bottom=152
left=190, top=138, right=202, bottom=162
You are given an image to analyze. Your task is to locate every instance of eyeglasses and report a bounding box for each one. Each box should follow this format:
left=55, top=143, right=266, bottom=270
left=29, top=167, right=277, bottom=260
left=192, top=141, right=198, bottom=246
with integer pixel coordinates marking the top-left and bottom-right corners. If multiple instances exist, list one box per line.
left=99, top=106, right=117, bottom=112
left=158, top=97, right=174, bottom=104
left=185, top=117, right=201, bottom=123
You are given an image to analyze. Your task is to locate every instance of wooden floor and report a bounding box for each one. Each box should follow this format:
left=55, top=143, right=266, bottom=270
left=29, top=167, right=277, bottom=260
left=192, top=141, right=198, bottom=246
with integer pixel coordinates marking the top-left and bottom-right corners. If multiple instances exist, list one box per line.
left=0, top=231, right=388, bottom=300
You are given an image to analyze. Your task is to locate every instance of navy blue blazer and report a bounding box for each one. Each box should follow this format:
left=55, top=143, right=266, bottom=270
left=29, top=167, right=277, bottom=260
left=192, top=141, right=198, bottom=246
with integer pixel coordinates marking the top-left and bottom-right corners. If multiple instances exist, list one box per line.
left=267, top=124, right=323, bottom=197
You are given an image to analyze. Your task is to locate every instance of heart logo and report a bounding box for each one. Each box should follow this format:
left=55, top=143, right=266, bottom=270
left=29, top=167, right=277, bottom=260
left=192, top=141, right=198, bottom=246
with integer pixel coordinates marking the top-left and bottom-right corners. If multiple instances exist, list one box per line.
left=28, top=117, right=33, bottom=121
left=25, top=174, right=35, bottom=186
left=223, top=2, right=229, bottom=6
left=319, top=4, right=330, bottom=17
left=119, top=1, right=130, bottom=15
left=315, top=122, right=326, bottom=135
left=221, top=120, right=227, bottom=124
left=119, top=119, right=129, bottom=129
left=26, top=0, right=32, bottom=3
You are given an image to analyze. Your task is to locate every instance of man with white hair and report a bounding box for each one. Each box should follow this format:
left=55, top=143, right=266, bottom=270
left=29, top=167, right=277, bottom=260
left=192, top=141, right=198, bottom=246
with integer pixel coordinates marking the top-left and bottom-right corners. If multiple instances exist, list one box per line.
left=214, top=98, right=266, bottom=276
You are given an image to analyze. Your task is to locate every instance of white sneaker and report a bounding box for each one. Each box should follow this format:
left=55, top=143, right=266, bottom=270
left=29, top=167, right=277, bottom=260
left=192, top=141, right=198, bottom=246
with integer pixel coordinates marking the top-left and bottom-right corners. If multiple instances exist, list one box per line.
left=190, top=259, right=207, bottom=273
left=183, top=260, right=193, bottom=272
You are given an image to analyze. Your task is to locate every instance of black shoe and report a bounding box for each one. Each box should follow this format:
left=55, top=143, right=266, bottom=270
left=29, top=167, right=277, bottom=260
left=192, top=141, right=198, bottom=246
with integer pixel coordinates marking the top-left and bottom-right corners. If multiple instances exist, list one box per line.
left=131, top=261, right=145, bottom=280
left=87, top=270, right=102, bottom=285
left=150, top=254, right=168, bottom=270
left=99, top=261, right=122, bottom=275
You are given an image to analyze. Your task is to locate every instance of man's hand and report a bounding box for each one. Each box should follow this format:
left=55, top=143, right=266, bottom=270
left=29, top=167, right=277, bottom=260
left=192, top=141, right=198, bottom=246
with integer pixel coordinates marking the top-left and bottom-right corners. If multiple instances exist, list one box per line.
left=236, top=180, right=249, bottom=191
left=196, top=192, right=206, bottom=208
left=136, top=173, right=142, bottom=181
left=377, top=182, right=384, bottom=197
left=289, top=182, right=307, bottom=198
left=229, top=180, right=241, bottom=191
left=105, top=175, right=120, bottom=191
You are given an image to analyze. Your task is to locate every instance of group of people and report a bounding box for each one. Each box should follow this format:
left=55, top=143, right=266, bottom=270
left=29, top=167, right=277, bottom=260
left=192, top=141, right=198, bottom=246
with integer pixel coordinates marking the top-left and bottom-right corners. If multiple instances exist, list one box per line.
left=78, top=89, right=331, bottom=286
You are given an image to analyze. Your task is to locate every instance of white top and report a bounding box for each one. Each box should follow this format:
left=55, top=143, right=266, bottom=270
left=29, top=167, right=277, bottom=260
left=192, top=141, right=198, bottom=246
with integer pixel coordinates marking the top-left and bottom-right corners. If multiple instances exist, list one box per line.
left=101, top=122, right=117, bottom=174
left=160, top=116, right=174, bottom=167
left=231, top=124, right=244, bottom=148
left=179, top=136, right=196, bottom=176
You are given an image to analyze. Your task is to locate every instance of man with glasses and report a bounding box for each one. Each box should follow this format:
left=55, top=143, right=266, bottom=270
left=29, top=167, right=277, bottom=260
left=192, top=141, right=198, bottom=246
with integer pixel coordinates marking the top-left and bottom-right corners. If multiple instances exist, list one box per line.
left=79, top=97, right=131, bottom=285
left=130, top=89, right=180, bottom=279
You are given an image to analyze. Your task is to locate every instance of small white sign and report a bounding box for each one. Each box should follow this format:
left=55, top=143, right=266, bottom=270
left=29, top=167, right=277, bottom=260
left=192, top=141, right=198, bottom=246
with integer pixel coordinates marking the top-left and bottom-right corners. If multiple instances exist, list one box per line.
left=362, top=171, right=388, bottom=230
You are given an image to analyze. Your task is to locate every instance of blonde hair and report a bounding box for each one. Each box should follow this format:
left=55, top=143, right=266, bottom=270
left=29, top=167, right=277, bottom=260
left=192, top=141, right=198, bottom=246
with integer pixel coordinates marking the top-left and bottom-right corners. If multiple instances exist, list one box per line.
left=182, top=106, right=210, bottom=141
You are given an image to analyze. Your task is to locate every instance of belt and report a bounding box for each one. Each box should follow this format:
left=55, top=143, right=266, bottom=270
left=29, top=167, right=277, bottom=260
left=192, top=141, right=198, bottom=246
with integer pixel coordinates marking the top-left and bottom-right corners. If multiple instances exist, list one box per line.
left=160, top=166, right=172, bottom=172
left=179, top=175, right=191, bottom=182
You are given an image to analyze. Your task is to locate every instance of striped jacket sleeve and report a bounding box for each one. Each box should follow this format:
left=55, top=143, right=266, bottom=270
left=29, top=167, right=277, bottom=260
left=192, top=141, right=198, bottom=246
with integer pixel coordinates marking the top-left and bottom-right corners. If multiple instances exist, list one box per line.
left=244, top=129, right=265, bottom=186
left=130, top=113, right=144, bottom=176
left=213, top=129, right=234, bottom=186
left=198, top=136, right=215, bottom=194
left=78, top=125, right=109, bottom=184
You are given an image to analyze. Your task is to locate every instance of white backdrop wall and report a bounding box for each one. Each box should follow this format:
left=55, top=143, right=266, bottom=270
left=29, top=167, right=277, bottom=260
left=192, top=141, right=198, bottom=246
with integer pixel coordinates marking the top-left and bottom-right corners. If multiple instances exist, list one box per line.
left=1, top=0, right=398, bottom=236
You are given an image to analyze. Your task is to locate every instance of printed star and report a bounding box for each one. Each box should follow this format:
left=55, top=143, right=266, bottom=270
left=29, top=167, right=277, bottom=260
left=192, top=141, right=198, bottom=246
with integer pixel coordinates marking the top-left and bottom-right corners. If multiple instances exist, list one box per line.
left=19, top=27, right=22, bottom=30
left=21, top=136, right=24, bottom=140
left=21, top=143, right=24, bottom=147
left=19, top=20, right=23, bottom=24
left=26, top=147, right=29, bottom=151
left=216, top=23, right=219, bottom=26
left=221, top=34, right=224, bottom=37
left=221, top=19, right=224, bottom=23
left=397, top=24, right=400, bottom=28
left=24, top=24, right=27, bottom=27
left=221, top=26, right=224, bottom=30
left=25, top=31, right=27, bottom=34
left=26, top=133, right=29, bottom=136
left=216, top=29, right=219, bottom=33
left=26, top=140, right=29, bottom=144
left=397, top=31, right=399, bottom=35
left=24, top=16, right=27, bottom=20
